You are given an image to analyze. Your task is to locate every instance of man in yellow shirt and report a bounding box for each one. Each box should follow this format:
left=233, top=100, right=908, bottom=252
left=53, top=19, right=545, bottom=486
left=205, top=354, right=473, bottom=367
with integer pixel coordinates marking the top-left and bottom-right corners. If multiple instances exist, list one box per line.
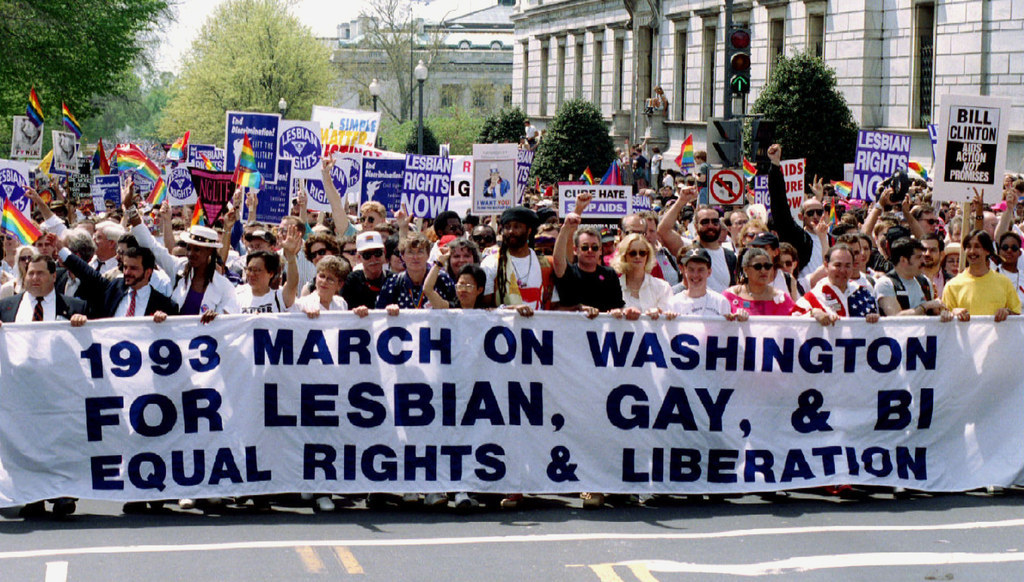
left=943, top=229, right=1021, bottom=321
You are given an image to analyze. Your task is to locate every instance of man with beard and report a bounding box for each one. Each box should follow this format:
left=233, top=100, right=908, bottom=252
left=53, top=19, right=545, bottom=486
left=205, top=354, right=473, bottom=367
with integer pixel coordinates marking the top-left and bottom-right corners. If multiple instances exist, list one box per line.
left=482, top=206, right=557, bottom=309
left=876, top=237, right=949, bottom=319
left=919, top=233, right=946, bottom=298
left=656, top=187, right=735, bottom=292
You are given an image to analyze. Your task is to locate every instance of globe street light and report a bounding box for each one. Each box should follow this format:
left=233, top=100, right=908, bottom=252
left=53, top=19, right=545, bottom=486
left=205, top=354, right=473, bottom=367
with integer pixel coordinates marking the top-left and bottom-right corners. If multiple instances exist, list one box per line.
left=414, top=60, right=428, bottom=155
left=278, top=97, right=287, bottom=118
left=369, top=79, right=381, bottom=113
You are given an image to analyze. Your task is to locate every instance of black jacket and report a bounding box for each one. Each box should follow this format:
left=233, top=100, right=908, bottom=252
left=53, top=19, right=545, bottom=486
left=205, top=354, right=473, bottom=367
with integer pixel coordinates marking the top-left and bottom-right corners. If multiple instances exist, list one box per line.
left=60, top=252, right=178, bottom=318
left=0, top=292, right=88, bottom=323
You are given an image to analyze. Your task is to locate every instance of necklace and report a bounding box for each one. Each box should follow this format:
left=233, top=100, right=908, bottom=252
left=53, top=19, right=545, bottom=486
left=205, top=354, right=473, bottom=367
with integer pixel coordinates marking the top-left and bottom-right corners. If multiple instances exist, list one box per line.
left=510, top=253, right=534, bottom=289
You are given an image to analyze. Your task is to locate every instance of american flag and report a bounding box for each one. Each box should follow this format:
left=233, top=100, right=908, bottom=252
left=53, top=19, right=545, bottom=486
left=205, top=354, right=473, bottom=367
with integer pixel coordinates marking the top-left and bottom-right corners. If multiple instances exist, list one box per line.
left=794, top=281, right=878, bottom=318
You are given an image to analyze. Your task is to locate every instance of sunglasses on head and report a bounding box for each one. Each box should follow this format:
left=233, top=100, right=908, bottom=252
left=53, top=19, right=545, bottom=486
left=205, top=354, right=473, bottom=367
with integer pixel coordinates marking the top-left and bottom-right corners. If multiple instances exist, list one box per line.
left=747, top=262, right=772, bottom=271
left=360, top=249, right=384, bottom=259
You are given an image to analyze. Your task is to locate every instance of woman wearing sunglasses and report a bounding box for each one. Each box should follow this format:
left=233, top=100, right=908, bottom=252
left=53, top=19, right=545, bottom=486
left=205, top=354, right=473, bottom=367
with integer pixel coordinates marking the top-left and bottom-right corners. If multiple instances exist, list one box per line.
left=610, top=233, right=673, bottom=318
left=0, top=246, right=35, bottom=299
left=722, top=247, right=795, bottom=317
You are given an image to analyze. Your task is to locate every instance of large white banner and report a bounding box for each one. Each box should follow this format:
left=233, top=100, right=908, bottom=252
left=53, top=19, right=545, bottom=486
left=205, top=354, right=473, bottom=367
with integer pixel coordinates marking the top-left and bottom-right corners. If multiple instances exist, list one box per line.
left=2, top=313, right=1024, bottom=506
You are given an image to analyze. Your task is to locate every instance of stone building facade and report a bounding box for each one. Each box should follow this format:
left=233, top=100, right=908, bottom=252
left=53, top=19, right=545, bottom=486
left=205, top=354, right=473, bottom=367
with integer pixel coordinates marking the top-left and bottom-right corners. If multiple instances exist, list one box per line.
left=512, top=0, right=1024, bottom=172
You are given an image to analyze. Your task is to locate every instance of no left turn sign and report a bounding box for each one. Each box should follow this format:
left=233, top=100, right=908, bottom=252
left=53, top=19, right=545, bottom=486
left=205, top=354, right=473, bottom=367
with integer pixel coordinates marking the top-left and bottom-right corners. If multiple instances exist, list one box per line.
left=710, top=169, right=744, bottom=205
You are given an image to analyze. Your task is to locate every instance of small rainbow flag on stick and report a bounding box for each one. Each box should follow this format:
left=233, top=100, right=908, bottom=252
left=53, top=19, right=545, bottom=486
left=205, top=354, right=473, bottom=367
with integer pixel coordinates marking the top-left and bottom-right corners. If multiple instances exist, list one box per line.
left=675, top=134, right=695, bottom=169
left=167, top=131, right=190, bottom=162
left=742, top=157, right=757, bottom=180
left=115, top=144, right=162, bottom=183
left=61, top=102, right=82, bottom=139
left=147, top=177, right=168, bottom=206
left=907, top=161, right=930, bottom=182
left=581, top=167, right=595, bottom=185
left=26, top=88, right=44, bottom=127
left=190, top=202, right=206, bottom=227
left=199, top=153, right=216, bottom=171
left=1, top=199, right=43, bottom=245
left=831, top=181, right=853, bottom=197
left=233, top=134, right=262, bottom=189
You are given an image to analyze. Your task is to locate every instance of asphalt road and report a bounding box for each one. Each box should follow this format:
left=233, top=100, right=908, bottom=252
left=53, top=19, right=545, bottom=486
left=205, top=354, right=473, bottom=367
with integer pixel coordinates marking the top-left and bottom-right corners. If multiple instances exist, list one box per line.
left=2, top=491, right=1023, bottom=581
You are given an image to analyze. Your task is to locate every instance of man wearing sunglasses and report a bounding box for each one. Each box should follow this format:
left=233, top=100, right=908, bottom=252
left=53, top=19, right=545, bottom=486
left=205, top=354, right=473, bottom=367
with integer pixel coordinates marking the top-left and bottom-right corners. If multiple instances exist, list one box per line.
left=767, top=144, right=826, bottom=285
left=551, top=196, right=624, bottom=315
left=343, top=231, right=392, bottom=309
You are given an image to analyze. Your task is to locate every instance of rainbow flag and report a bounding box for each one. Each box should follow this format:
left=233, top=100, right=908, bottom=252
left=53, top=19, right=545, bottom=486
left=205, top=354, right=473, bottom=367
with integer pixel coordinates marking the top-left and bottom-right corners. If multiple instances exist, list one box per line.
left=95, top=139, right=111, bottom=175
left=61, top=102, right=82, bottom=139
left=674, top=134, right=695, bottom=169
left=232, top=134, right=262, bottom=189
left=581, top=167, right=595, bottom=185
left=167, top=130, right=190, bottom=162
left=190, top=202, right=206, bottom=227
left=831, top=181, right=853, bottom=197
left=742, top=157, right=757, bottom=180
left=907, top=160, right=930, bottom=182
left=829, top=198, right=837, bottom=227
left=1, top=199, right=43, bottom=245
left=600, top=161, right=622, bottom=186
left=199, top=153, right=216, bottom=171
left=26, top=87, right=44, bottom=127
left=147, top=177, right=168, bottom=206
left=115, top=144, right=161, bottom=183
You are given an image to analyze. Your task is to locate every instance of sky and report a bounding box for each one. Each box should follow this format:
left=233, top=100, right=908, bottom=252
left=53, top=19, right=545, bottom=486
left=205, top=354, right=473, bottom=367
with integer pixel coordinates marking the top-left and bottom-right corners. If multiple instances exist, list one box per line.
left=155, top=0, right=488, bottom=73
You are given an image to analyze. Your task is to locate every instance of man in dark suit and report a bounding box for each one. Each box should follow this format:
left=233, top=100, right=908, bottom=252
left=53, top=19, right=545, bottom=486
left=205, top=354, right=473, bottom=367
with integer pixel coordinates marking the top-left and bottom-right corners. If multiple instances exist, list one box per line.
left=55, top=242, right=177, bottom=321
left=0, top=251, right=87, bottom=518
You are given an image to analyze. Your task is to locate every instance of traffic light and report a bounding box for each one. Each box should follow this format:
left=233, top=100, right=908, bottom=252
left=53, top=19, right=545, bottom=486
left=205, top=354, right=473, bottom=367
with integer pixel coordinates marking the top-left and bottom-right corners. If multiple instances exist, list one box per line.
left=749, top=118, right=777, bottom=173
left=727, top=27, right=751, bottom=95
left=707, top=118, right=743, bottom=168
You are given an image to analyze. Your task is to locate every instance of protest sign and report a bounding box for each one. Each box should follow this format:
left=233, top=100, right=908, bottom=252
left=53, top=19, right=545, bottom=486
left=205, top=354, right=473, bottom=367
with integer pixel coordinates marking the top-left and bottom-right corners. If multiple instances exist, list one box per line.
left=51, top=130, right=78, bottom=175
left=361, top=157, right=405, bottom=216
left=516, top=148, right=535, bottom=202
left=2, top=313, right=1023, bottom=506
left=119, top=170, right=155, bottom=202
left=0, top=159, right=33, bottom=214
left=10, top=116, right=43, bottom=159
left=933, top=94, right=1012, bottom=203
left=472, top=144, right=518, bottom=215
left=252, top=158, right=292, bottom=225
left=558, top=183, right=632, bottom=219
left=277, top=120, right=322, bottom=180
left=311, top=106, right=381, bottom=156
left=782, top=158, right=806, bottom=219
left=67, top=172, right=92, bottom=202
left=448, top=155, right=473, bottom=217
left=928, top=124, right=939, bottom=164
left=166, top=165, right=197, bottom=206
left=304, top=152, right=364, bottom=213
left=633, top=192, right=652, bottom=211
left=188, top=144, right=221, bottom=171
left=91, top=175, right=121, bottom=210
left=852, top=130, right=911, bottom=201
left=402, top=154, right=452, bottom=219
left=753, top=175, right=769, bottom=206
left=225, top=111, right=280, bottom=185
left=189, top=168, right=234, bottom=225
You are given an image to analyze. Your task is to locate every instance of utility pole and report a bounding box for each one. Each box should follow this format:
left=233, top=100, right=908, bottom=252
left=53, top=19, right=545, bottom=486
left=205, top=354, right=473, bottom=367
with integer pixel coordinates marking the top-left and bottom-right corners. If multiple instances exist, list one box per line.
left=723, top=0, right=734, bottom=120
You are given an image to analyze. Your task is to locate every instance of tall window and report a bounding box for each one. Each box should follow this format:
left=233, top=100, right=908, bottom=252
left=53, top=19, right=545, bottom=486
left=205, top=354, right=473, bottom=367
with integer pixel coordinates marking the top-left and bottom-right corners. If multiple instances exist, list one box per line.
left=913, top=4, right=935, bottom=128
left=502, top=85, right=513, bottom=107
left=807, top=12, right=825, bottom=58
left=556, top=39, right=566, bottom=109
left=674, top=27, right=686, bottom=120
left=574, top=39, right=584, bottom=98
left=769, top=18, right=785, bottom=75
left=440, top=85, right=462, bottom=109
left=521, top=41, right=529, bottom=111
left=539, top=42, right=549, bottom=116
left=702, top=25, right=716, bottom=120
left=471, top=84, right=492, bottom=111
left=614, top=36, right=625, bottom=111
left=592, top=38, right=604, bottom=110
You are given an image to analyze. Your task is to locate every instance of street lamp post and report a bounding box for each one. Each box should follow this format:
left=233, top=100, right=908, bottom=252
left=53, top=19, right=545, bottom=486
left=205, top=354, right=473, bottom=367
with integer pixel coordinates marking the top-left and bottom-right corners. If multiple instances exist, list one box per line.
left=278, top=97, right=287, bottom=118
left=369, top=79, right=381, bottom=113
left=414, top=60, right=428, bottom=155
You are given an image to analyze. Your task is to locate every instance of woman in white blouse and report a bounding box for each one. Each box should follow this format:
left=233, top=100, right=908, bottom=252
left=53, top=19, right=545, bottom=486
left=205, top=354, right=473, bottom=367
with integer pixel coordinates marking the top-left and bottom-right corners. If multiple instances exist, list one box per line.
left=611, top=233, right=673, bottom=317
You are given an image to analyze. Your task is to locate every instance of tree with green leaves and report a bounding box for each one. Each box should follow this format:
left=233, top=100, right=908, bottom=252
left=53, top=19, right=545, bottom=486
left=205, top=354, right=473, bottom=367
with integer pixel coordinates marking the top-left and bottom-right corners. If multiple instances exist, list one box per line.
left=159, top=0, right=334, bottom=143
left=478, top=106, right=527, bottom=144
left=751, top=51, right=859, bottom=182
left=81, top=71, right=175, bottom=143
left=531, top=99, right=615, bottom=184
left=403, top=124, right=439, bottom=156
left=0, top=0, right=170, bottom=154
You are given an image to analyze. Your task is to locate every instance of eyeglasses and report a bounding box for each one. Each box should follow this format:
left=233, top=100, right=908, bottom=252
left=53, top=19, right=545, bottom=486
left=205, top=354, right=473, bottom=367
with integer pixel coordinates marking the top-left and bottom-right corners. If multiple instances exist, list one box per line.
left=1001, top=244, right=1021, bottom=252
left=342, top=248, right=358, bottom=255
left=781, top=260, right=794, bottom=268
left=361, top=216, right=377, bottom=223
left=747, top=262, right=772, bottom=271
left=578, top=244, right=600, bottom=252
left=536, top=248, right=553, bottom=256
left=310, top=247, right=330, bottom=258
left=18, top=256, right=32, bottom=263
left=455, top=283, right=477, bottom=290
left=698, top=218, right=720, bottom=226
left=472, top=236, right=494, bottom=245
left=627, top=249, right=649, bottom=258
left=245, top=266, right=266, bottom=274
left=923, top=218, right=940, bottom=225
left=360, top=249, right=384, bottom=260
left=804, top=209, right=824, bottom=217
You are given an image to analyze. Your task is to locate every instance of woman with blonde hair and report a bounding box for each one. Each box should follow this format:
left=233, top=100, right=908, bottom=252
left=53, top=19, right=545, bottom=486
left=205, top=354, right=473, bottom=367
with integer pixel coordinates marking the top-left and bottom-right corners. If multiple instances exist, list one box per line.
left=735, top=218, right=769, bottom=252
left=612, top=233, right=673, bottom=316
left=0, top=246, right=35, bottom=299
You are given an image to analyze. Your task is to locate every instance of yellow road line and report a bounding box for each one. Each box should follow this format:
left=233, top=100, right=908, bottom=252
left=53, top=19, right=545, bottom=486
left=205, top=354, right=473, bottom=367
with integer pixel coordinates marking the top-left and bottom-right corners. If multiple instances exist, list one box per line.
left=333, top=546, right=365, bottom=574
left=296, top=546, right=325, bottom=574
left=587, top=564, right=626, bottom=582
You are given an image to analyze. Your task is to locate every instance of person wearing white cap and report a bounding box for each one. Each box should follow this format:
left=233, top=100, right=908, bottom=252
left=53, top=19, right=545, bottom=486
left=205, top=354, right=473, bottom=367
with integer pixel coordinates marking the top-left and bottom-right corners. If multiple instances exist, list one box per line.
left=343, top=230, right=392, bottom=309
left=129, top=214, right=239, bottom=319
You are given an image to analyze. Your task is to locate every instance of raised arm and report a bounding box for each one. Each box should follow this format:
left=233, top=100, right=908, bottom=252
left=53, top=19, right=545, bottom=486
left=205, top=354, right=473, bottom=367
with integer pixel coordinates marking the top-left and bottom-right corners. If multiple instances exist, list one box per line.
left=280, top=224, right=301, bottom=308
left=995, top=187, right=1017, bottom=239
left=321, top=157, right=352, bottom=237
left=423, top=247, right=452, bottom=309
left=657, top=186, right=697, bottom=257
